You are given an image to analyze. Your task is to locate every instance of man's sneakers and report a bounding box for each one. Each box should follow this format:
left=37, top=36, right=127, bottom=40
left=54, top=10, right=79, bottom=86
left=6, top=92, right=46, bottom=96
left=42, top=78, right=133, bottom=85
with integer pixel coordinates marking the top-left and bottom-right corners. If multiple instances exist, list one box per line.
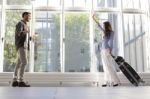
left=11, top=80, right=18, bottom=87
left=12, top=80, right=30, bottom=87
left=18, top=81, right=30, bottom=87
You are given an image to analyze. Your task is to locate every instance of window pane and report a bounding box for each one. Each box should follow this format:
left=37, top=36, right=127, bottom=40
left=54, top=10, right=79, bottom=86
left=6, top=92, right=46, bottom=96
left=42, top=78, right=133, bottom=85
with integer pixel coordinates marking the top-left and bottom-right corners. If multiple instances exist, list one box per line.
left=124, top=14, right=130, bottom=63
left=122, top=0, right=140, bottom=9
left=34, top=11, right=60, bottom=72
left=0, top=10, right=1, bottom=34
left=123, top=14, right=146, bottom=72
left=7, top=0, right=31, bottom=5
left=3, top=10, right=30, bottom=72
left=64, top=0, right=72, bottom=7
left=141, top=14, right=147, bottom=71
left=141, top=14, right=149, bottom=72
left=34, top=0, right=60, bottom=7
left=134, top=14, right=145, bottom=72
left=64, top=0, right=91, bottom=8
left=128, top=14, right=136, bottom=70
left=133, top=0, right=140, bottom=9
left=122, top=0, right=133, bottom=8
left=93, top=0, right=120, bottom=8
left=65, top=12, right=90, bottom=72
left=140, top=0, right=148, bottom=10
left=122, top=0, right=142, bottom=9
left=0, top=9, right=2, bottom=62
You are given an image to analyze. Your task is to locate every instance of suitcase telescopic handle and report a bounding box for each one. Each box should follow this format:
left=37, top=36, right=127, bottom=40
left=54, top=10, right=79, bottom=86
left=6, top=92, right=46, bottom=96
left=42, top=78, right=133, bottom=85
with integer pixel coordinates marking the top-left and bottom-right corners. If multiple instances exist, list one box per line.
left=111, top=55, right=115, bottom=58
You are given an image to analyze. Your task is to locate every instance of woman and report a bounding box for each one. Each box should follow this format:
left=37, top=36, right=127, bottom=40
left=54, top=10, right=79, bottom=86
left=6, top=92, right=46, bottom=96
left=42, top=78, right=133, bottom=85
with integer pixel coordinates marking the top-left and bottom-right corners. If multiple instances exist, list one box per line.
left=93, top=14, right=120, bottom=87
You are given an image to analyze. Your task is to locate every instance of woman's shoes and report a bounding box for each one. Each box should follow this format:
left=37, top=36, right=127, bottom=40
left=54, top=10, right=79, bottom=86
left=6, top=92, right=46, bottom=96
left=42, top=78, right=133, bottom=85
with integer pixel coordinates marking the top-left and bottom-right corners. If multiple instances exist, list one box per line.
left=113, top=84, right=119, bottom=87
left=102, top=83, right=121, bottom=87
left=102, top=84, right=107, bottom=87
left=113, top=83, right=121, bottom=87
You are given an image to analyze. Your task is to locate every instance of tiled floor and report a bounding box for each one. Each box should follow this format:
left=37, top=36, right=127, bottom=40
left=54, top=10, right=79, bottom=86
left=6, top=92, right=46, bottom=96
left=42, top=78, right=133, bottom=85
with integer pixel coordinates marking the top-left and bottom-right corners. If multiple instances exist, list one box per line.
left=0, top=86, right=150, bottom=99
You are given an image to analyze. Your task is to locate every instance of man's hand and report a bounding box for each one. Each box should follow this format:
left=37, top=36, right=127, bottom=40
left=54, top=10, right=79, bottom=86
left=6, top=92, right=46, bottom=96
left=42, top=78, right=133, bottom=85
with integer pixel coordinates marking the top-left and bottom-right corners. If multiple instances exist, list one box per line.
left=23, top=30, right=29, bottom=33
left=23, top=27, right=30, bottom=34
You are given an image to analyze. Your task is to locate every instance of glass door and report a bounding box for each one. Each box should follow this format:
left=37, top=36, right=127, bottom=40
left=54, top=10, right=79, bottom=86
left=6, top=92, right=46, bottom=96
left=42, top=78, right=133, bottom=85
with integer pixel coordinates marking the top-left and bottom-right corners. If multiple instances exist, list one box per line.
left=64, top=12, right=91, bottom=72
left=34, top=11, right=61, bottom=72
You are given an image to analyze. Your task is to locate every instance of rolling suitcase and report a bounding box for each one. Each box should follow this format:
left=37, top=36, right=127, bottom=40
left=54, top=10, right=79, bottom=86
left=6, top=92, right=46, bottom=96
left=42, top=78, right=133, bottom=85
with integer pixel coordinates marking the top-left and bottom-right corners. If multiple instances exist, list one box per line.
left=112, top=56, right=144, bottom=86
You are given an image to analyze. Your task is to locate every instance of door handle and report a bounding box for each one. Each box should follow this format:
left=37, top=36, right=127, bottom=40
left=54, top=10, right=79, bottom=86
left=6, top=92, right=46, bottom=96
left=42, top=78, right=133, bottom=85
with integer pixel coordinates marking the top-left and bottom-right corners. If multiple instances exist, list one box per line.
left=1, top=37, right=4, bottom=42
left=29, top=36, right=32, bottom=41
left=63, top=38, right=65, bottom=42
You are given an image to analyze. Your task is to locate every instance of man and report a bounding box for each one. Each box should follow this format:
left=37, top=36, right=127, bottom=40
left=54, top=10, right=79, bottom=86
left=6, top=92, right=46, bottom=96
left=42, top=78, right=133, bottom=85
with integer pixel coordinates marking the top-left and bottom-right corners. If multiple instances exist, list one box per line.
left=12, top=12, right=31, bottom=87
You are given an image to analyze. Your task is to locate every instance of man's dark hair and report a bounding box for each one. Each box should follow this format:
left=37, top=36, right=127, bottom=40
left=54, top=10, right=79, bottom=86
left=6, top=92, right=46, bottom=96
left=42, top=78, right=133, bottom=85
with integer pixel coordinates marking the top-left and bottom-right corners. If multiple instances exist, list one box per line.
left=22, top=12, right=31, bottom=18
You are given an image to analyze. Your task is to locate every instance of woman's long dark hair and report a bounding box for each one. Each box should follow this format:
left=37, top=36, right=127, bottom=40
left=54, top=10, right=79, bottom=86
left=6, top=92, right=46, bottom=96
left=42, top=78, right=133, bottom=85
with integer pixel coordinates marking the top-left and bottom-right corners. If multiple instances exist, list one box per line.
left=103, top=21, right=113, bottom=38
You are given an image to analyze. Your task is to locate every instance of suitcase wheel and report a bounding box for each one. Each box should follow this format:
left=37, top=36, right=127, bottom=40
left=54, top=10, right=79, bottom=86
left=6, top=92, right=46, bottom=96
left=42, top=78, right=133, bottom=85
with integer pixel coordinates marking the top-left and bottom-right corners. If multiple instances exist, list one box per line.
left=139, top=79, right=145, bottom=84
left=133, top=82, right=138, bottom=86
